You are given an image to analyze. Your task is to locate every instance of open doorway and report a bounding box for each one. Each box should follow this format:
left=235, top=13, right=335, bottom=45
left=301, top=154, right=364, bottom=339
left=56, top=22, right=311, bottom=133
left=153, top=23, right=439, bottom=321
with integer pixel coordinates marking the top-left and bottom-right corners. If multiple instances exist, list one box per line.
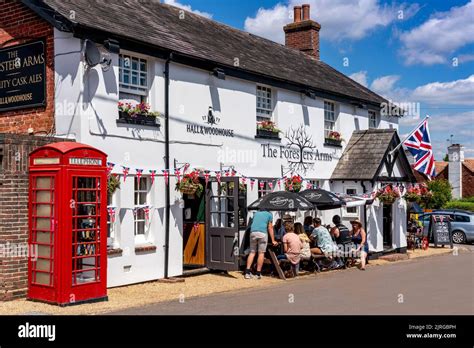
left=382, top=204, right=393, bottom=250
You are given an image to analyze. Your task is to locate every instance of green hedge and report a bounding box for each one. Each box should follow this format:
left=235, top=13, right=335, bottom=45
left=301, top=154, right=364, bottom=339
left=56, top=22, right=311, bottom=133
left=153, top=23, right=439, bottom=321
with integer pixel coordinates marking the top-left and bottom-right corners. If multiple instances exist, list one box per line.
left=444, top=201, right=474, bottom=212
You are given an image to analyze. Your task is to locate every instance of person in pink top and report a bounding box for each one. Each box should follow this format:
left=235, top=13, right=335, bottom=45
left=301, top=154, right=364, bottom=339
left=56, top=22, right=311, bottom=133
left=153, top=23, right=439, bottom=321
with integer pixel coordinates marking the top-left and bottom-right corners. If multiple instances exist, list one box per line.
left=278, top=222, right=303, bottom=277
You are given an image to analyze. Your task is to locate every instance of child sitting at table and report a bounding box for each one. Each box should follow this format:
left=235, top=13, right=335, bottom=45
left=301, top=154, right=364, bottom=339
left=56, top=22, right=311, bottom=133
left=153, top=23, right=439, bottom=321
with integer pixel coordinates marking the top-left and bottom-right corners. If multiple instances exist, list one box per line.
left=295, top=222, right=311, bottom=261
left=277, top=222, right=303, bottom=277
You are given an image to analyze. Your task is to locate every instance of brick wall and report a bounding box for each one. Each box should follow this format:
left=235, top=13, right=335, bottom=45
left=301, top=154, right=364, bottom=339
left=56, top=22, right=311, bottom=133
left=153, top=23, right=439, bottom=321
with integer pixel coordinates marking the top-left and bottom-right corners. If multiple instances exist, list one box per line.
left=462, top=165, right=474, bottom=198
left=0, top=0, right=55, bottom=134
left=0, top=134, right=67, bottom=301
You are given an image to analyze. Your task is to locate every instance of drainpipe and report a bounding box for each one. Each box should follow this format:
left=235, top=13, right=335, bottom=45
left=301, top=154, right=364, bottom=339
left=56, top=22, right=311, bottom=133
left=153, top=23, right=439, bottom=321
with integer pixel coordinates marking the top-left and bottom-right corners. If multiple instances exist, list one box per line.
left=164, top=53, right=173, bottom=278
left=361, top=180, right=368, bottom=231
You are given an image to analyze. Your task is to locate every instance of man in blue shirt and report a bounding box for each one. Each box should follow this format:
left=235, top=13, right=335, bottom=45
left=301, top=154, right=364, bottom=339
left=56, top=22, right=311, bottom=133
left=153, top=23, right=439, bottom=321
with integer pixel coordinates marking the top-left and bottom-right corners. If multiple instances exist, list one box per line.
left=245, top=209, right=278, bottom=279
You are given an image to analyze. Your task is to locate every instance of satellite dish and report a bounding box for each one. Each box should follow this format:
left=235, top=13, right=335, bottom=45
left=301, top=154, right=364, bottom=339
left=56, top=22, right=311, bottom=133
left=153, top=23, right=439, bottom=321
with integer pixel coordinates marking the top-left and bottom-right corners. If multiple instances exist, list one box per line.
left=84, top=40, right=101, bottom=67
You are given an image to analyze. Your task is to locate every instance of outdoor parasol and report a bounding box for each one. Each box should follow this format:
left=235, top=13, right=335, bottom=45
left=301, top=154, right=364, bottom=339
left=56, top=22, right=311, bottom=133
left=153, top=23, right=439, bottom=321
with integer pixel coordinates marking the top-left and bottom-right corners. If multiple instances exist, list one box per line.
left=298, top=188, right=346, bottom=210
left=248, top=191, right=313, bottom=211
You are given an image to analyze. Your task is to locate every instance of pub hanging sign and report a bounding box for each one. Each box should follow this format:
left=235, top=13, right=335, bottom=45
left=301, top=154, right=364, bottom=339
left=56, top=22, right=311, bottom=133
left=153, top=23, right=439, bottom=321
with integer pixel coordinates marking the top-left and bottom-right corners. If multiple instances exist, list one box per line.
left=0, top=40, right=46, bottom=112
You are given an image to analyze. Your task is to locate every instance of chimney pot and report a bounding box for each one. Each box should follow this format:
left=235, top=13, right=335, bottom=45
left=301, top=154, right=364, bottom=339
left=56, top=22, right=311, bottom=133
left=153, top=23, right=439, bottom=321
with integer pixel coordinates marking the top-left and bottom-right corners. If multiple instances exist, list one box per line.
left=294, top=6, right=302, bottom=23
left=302, top=4, right=310, bottom=20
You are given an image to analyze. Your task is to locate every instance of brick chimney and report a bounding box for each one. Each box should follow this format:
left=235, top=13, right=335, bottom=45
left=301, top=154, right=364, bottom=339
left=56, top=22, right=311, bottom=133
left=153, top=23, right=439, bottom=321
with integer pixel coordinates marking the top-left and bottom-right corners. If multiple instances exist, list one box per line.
left=284, top=4, right=321, bottom=59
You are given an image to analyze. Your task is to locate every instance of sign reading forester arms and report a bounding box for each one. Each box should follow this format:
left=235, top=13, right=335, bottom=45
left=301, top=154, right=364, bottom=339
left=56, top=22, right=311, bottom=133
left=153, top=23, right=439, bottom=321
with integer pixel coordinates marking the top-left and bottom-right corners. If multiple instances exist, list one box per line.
left=0, top=40, right=46, bottom=112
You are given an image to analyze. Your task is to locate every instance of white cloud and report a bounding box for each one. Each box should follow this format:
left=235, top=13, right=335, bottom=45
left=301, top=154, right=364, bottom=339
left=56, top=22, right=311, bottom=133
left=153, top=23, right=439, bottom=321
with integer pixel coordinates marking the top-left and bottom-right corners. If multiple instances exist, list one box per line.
left=244, top=0, right=419, bottom=44
left=370, top=75, right=401, bottom=95
left=398, top=0, right=474, bottom=65
left=411, top=75, right=474, bottom=106
left=349, top=71, right=368, bottom=87
left=163, top=0, right=213, bottom=18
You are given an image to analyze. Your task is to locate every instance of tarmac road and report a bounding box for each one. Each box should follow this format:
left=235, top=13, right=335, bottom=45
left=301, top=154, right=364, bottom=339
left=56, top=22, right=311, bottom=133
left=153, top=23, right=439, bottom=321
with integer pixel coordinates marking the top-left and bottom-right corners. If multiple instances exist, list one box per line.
left=110, top=250, right=474, bottom=315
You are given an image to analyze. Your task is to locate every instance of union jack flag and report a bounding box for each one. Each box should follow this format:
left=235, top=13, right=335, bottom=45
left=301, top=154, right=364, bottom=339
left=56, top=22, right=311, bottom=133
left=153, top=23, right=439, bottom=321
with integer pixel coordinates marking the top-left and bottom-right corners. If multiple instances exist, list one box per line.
left=404, top=119, right=436, bottom=179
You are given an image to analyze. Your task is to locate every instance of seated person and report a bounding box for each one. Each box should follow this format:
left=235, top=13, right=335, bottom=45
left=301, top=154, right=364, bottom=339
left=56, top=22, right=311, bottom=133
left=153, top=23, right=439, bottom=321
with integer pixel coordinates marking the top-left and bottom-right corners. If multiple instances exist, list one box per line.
left=295, top=222, right=311, bottom=261
left=303, top=216, right=314, bottom=237
left=277, top=222, right=303, bottom=276
left=310, top=218, right=343, bottom=269
left=273, top=218, right=283, bottom=240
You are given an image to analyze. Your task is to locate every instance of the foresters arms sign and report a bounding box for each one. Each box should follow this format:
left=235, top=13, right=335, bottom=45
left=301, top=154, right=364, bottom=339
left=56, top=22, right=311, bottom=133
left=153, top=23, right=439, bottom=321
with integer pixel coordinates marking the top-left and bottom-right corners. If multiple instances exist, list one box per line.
left=0, top=40, right=46, bottom=112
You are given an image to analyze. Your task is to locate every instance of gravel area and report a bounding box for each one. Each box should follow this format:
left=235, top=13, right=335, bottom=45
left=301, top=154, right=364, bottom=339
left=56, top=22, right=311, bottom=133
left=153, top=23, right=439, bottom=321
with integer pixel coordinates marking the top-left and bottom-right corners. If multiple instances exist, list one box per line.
left=1, top=245, right=467, bottom=315
left=0, top=271, right=281, bottom=315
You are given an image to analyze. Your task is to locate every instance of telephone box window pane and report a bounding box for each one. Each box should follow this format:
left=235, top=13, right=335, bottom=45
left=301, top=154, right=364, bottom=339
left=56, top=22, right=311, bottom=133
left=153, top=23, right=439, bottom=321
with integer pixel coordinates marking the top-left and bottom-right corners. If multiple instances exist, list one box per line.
left=36, top=218, right=51, bottom=230
left=36, top=231, right=51, bottom=243
left=35, top=204, right=52, bottom=216
left=36, top=191, right=52, bottom=203
left=35, top=272, right=51, bottom=285
left=37, top=245, right=51, bottom=258
left=36, top=177, right=52, bottom=189
left=36, top=259, right=51, bottom=271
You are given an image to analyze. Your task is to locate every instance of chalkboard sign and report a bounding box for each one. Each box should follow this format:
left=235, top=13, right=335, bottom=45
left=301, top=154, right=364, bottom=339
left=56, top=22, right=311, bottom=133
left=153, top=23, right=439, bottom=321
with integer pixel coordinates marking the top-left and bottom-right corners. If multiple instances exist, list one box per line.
left=0, top=40, right=46, bottom=112
left=430, top=215, right=453, bottom=248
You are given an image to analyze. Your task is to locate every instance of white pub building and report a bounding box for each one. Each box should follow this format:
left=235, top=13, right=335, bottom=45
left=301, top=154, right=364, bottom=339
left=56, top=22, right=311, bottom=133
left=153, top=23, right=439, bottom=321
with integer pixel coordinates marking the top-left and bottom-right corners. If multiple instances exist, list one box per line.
left=15, top=1, right=415, bottom=287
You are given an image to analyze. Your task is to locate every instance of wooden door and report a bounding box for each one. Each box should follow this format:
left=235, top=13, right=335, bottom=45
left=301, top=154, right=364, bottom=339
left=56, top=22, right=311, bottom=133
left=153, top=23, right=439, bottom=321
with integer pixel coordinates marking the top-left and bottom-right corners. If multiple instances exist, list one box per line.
left=205, top=177, right=239, bottom=271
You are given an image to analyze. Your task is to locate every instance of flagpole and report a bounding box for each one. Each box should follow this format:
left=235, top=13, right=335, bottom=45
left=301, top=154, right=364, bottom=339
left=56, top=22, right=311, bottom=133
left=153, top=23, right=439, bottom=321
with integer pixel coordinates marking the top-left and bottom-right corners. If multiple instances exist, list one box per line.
left=389, top=115, right=430, bottom=156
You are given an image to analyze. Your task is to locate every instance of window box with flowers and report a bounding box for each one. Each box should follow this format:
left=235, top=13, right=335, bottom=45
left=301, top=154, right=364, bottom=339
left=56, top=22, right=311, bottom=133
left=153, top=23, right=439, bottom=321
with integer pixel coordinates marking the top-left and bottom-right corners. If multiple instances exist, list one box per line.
left=256, top=120, right=281, bottom=140
left=324, top=131, right=343, bottom=147
left=284, top=175, right=302, bottom=193
left=375, top=185, right=401, bottom=204
left=175, top=171, right=203, bottom=198
left=117, top=102, right=161, bottom=128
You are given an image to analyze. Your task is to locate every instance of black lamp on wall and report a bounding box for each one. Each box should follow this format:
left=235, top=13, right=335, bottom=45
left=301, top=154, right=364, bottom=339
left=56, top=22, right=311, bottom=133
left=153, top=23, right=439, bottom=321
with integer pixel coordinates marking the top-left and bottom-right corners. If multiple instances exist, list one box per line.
left=212, top=68, right=226, bottom=80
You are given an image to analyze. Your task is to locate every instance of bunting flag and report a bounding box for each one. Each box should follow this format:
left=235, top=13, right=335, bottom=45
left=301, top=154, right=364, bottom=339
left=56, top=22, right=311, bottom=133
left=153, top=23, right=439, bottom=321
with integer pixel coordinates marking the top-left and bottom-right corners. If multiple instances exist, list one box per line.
left=107, top=207, right=116, bottom=224
left=183, top=163, right=190, bottom=174
left=132, top=207, right=139, bottom=218
left=136, top=169, right=143, bottom=182
left=241, top=176, right=247, bottom=185
left=106, top=162, right=115, bottom=176
left=250, top=178, right=255, bottom=190
left=121, top=166, right=130, bottom=182
left=162, top=169, right=169, bottom=185
left=149, top=170, right=156, bottom=185
left=215, top=171, right=222, bottom=185
left=306, top=182, right=312, bottom=189
left=259, top=181, right=265, bottom=189
left=277, top=179, right=282, bottom=190
left=204, top=171, right=210, bottom=187
left=268, top=181, right=274, bottom=190
left=143, top=206, right=151, bottom=224
left=231, top=169, right=237, bottom=177
left=224, top=169, right=230, bottom=177
left=175, top=169, right=181, bottom=184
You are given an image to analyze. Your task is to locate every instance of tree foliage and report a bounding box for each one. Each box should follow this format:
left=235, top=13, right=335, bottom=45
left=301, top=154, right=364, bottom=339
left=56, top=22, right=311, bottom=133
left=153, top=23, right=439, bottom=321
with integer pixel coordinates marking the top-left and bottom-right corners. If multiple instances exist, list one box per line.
left=423, top=179, right=452, bottom=209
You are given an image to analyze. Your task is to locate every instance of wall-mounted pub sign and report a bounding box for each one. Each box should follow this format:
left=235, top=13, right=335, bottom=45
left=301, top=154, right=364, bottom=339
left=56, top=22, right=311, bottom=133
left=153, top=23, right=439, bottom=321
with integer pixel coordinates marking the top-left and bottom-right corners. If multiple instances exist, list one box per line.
left=0, top=40, right=46, bottom=112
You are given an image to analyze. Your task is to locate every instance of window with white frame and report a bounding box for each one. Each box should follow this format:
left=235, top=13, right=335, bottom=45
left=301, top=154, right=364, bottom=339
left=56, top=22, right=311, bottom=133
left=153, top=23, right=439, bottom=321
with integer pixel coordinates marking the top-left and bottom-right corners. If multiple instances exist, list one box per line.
left=258, top=180, right=273, bottom=198
left=369, top=110, right=379, bottom=129
left=345, top=187, right=358, bottom=215
left=134, top=176, right=150, bottom=243
left=324, top=101, right=337, bottom=138
left=119, top=53, right=148, bottom=103
left=256, top=85, right=273, bottom=122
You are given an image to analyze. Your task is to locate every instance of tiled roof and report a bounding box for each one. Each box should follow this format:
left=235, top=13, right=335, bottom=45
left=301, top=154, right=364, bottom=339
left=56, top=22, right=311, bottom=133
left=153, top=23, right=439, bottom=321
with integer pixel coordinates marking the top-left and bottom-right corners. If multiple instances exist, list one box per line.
left=463, top=159, right=474, bottom=173
left=35, top=0, right=387, bottom=106
left=331, top=129, right=398, bottom=180
left=435, top=161, right=449, bottom=175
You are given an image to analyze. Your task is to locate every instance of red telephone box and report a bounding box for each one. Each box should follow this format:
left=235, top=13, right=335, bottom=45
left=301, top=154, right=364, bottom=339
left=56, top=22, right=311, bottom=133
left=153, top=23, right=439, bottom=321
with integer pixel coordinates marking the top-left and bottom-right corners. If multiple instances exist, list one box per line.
left=28, top=142, right=108, bottom=306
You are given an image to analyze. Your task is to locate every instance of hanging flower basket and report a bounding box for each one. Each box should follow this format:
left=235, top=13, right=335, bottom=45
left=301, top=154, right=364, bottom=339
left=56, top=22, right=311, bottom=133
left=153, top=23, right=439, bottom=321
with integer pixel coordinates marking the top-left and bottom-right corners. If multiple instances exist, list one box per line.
left=175, top=171, right=203, bottom=197
left=403, top=192, right=421, bottom=203
left=284, top=175, right=302, bottom=193
left=375, top=184, right=400, bottom=205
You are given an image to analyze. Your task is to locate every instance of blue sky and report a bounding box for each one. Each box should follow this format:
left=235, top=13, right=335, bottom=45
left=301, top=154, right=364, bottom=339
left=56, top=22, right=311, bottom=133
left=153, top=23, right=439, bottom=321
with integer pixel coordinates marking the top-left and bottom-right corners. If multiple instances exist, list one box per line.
left=164, top=0, right=474, bottom=160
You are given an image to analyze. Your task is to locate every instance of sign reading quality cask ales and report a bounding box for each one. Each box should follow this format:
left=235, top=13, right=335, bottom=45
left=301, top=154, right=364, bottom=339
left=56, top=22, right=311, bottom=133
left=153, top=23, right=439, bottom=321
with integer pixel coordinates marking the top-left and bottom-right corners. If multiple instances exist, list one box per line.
left=0, top=40, right=46, bottom=112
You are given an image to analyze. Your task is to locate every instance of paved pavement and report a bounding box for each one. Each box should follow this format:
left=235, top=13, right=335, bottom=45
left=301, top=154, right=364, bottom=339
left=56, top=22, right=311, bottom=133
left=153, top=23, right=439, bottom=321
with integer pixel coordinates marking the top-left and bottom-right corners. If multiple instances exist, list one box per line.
left=110, top=250, right=474, bottom=315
